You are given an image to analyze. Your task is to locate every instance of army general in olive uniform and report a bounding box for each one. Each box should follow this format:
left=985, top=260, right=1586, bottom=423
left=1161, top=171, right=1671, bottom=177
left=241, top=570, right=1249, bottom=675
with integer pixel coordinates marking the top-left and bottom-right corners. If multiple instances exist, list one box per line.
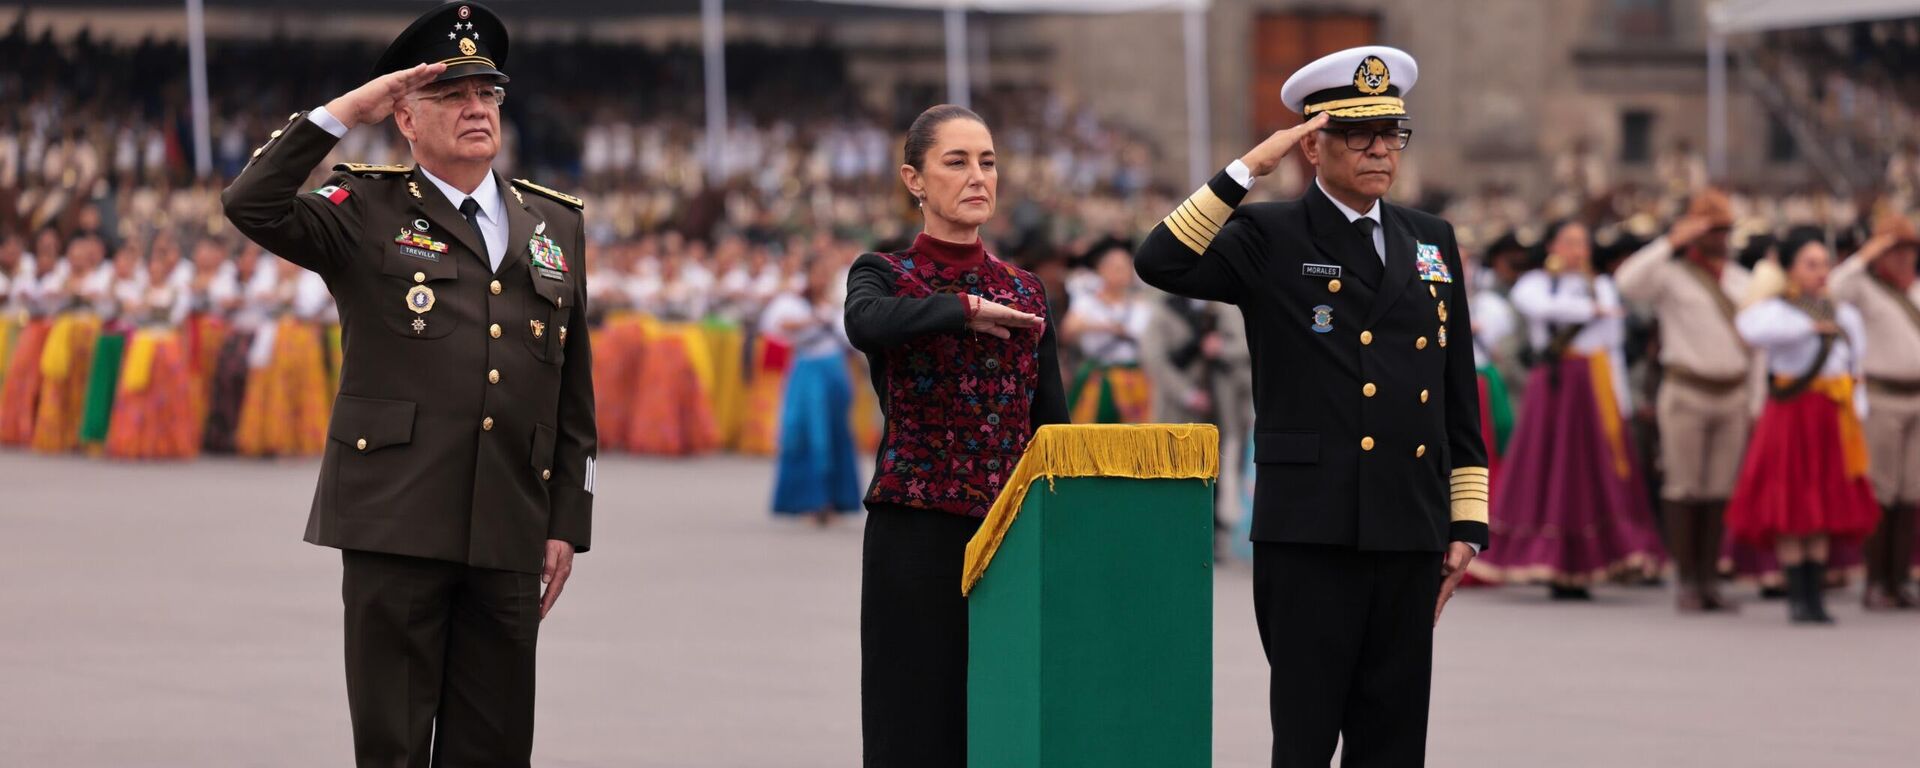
left=221, top=3, right=595, bottom=765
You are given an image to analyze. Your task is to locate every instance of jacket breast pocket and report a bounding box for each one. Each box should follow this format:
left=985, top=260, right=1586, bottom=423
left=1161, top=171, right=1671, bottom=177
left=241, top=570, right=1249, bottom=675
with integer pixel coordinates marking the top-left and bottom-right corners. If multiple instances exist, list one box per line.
left=525, top=277, right=572, bottom=365
left=327, top=394, right=417, bottom=515
left=1254, top=431, right=1319, bottom=464
left=379, top=247, right=460, bottom=339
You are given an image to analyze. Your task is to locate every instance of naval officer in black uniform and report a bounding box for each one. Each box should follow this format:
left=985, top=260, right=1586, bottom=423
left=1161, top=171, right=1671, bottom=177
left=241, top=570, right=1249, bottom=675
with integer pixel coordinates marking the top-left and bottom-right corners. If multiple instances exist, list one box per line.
left=1135, top=46, right=1487, bottom=767
left=222, top=3, right=595, bottom=764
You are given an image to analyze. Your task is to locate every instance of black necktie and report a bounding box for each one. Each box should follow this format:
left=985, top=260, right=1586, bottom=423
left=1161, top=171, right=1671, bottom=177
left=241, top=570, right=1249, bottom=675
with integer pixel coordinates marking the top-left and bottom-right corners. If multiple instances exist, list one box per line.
left=459, top=197, right=489, bottom=259
left=1353, top=217, right=1380, bottom=262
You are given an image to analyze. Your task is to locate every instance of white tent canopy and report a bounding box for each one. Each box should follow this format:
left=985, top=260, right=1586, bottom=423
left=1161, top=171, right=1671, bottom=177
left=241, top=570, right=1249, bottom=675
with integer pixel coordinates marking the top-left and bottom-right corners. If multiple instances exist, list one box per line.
left=1709, top=0, right=1920, bottom=34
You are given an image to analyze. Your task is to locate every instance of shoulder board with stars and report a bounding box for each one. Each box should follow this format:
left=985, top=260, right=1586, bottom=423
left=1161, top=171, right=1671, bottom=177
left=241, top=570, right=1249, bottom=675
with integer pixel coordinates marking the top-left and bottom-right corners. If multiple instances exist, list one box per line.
left=511, top=178, right=584, bottom=210
left=333, top=163, right=415, bottom=177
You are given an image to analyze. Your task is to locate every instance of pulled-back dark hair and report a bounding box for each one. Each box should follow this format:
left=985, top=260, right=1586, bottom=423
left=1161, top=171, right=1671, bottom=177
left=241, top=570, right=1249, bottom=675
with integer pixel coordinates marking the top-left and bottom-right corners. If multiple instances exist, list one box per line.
left=903, top=104, right=986, bottom=172
left=1775, top=226, right=1828, bottom=271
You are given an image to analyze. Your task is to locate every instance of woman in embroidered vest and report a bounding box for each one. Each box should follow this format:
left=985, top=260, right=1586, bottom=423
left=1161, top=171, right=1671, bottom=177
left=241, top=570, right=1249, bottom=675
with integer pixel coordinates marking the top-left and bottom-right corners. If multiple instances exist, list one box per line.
left=844, top=104, right=1069, bottom=768
left=1475, top=220, right=1663, bottom=598
left=1728, top=230, right=1880, bottom=623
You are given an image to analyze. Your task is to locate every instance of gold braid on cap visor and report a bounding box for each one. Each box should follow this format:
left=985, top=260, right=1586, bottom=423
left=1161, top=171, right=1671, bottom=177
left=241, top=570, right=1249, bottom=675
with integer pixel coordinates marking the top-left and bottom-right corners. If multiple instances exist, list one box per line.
left=436, top=55, right=498, bottom=68
left=1302, top=96, right=1406, bottom=119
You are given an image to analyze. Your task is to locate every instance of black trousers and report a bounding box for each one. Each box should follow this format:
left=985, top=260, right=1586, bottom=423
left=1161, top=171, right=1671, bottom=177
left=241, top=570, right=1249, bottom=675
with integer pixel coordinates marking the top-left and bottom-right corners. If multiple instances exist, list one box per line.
left=860, top=503, right=982, bottom=768
left=341, top=550, right=542, bottom=768
left=1253, top=543, right=1443, bottom=768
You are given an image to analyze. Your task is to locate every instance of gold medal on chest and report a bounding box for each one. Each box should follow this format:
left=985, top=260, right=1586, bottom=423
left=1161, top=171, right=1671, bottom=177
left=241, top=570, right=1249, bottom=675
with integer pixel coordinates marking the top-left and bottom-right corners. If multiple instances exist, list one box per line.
left=405, top=285, right=436, bottom=334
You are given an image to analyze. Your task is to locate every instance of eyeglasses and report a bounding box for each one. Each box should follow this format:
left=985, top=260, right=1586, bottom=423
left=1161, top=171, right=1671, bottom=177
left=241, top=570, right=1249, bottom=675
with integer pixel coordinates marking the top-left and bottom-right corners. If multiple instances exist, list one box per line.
left=417, top=84, right=506, bottom=108
left=1321, top=127, right=1413, bottom=152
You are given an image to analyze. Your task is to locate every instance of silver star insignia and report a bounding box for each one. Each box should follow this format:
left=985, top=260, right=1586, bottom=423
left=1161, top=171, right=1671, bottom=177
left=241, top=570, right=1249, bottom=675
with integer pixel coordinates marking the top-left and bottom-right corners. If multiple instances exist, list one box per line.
left=448, top=31, right=456, bottom=39
left=471, top=31, right=480, bottom=39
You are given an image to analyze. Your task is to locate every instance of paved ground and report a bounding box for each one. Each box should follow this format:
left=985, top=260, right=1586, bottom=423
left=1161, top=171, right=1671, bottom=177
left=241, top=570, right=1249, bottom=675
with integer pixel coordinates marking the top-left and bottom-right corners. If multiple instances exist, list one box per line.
left=0, top=450, right=1915, bottom=767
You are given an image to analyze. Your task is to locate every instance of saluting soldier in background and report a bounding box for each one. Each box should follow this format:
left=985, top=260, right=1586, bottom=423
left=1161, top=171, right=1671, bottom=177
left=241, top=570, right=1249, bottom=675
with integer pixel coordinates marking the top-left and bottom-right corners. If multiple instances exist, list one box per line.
left=222, top=3, right=596, bottom=764
left=1136, top=46, right=1487, bottom=767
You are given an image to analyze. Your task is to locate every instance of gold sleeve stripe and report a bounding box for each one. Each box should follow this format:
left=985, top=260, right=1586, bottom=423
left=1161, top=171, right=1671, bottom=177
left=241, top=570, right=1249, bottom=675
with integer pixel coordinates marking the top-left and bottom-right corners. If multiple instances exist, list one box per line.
left=1449, top=466, right=1491, bottom=524
left=1163, top=210, right=1209, bottom=253
left=1168, top=207, right=1218, bottom=244
left=1160, top=184, right=1233, bottom=254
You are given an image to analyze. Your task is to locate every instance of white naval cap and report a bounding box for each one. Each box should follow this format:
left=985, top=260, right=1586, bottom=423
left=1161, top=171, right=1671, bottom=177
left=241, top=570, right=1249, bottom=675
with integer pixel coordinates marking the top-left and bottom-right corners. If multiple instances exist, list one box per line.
left=1280, top=45, right=1419, bottom=122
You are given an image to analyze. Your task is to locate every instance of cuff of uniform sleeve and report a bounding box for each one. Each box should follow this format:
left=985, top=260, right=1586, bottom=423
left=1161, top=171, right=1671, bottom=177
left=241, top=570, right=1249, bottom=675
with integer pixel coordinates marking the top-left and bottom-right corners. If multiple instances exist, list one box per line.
left=1208, top=168, right=1251, bottom=209
left=1225, top=159, right=1256, bottom=190
left=944, top=292, right=971, bottom=330
left=1450, top=521, right=1489, bottom=550
left=307, top=105, right=350, bottom=138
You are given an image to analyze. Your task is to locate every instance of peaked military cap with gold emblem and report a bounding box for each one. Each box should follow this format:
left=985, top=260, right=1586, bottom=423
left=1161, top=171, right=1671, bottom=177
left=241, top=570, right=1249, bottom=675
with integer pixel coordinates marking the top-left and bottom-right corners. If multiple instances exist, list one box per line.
left=372, top=1, right=510, bottom=84
left=1280, top=45, right=1419, bottom=122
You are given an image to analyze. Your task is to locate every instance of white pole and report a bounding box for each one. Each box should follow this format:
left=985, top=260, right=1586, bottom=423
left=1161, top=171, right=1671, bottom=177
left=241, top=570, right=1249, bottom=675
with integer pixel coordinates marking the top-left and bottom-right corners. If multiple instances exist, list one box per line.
left=185, top=0, right=212, bottom=178
left=702, top=0, right=728, bottom=181
left=1706, top=30, right=1727, bottom=181
left=1183, top=5, right=1210, bottom=188
left=945, top=5, right=970, bottom=109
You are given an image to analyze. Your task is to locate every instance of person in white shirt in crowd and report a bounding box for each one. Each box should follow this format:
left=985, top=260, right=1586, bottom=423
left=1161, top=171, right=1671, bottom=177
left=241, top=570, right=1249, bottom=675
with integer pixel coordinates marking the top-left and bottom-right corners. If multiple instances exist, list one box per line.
left=1479, top=220, right=1664, bottom=599
left=1726, top=230, right=1880, bottom=624
left=1062, top=243, right=1152, bottom=423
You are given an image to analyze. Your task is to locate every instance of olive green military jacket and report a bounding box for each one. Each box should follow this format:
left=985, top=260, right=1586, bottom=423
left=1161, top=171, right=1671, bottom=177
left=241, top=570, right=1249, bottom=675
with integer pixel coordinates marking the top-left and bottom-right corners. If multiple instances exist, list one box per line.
left=223, top=111, right=595, bottom=573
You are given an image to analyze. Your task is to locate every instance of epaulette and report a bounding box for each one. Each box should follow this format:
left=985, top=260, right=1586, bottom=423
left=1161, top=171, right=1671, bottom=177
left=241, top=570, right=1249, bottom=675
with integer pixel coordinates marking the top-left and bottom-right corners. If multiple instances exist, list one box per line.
left=511, top=178, right=584, bottom=210
left=333, top=163, right=414, bottom=176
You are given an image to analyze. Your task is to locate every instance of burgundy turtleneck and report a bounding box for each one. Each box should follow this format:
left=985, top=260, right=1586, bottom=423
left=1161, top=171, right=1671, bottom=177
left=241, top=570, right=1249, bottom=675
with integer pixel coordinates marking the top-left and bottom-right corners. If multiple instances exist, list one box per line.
left=913, top=232, right=986, bottom=270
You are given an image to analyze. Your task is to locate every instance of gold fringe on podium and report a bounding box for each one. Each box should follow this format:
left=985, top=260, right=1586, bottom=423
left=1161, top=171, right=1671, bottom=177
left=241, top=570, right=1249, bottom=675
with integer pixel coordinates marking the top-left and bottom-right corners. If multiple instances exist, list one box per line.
left=962, top=423, right=1220, bottom=595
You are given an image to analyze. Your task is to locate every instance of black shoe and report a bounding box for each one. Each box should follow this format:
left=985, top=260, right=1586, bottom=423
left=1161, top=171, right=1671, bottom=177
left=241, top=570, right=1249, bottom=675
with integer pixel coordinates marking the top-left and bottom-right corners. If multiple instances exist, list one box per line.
left=1549, top=584, right=1594, bottom=601
left=1759, top=584, right=1790, bottom=600
left=1804, top=562, right=1836, bottom=624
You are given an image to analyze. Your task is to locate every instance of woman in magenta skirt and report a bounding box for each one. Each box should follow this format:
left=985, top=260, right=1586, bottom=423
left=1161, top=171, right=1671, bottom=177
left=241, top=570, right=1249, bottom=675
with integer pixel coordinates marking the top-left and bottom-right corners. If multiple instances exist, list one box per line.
left=1479, top=220, right=1663, bottom=598
left=1729, top=230, right=1880, bottom=623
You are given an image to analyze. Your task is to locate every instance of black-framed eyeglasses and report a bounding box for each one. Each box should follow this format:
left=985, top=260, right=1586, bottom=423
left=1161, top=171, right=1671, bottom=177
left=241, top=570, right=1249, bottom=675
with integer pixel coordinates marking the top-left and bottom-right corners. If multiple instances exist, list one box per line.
left=418, top=84, right=506, bottom=108
left=1321, top=127, right=1413, bottom=152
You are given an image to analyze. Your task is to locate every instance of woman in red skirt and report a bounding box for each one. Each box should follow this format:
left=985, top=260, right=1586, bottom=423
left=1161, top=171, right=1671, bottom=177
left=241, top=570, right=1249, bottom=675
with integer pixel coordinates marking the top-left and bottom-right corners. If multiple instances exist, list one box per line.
left=1729, top=231, right=1880, bottom=623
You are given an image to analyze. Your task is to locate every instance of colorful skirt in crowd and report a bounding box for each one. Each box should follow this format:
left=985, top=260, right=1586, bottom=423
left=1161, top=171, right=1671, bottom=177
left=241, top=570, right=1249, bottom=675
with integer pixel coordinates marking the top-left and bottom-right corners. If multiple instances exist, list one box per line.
left=233, top=317, right=330, bottom=457
left=104, top=327, right=200, bottom=459
left=592, top=313, right=650, bottom=454
left=1478, top=363, right=1515, bottom=460
left=0, top=312, right=20, bottom=392
left=734, top=334, right=790, bottom=456
left=0, top=318, right=53, bottom=445
left=771, top=352, right=863, bottom=515
left=1727, top=376, right=1880, bottom=545
left=626, top=319, right=720, bottom=456
left=30, top=313, right=102, bottom=454
left=700, top=319, right=747, bottom=449
left=77, top=325, right=129, bottom=448
left=1069, top=362, right=1151, bottom=424
left=182, top=314, right=230, bottom=430
left=1475, top=352, right=1664, bottom=584
left=201, top=327, right=255, bottom=454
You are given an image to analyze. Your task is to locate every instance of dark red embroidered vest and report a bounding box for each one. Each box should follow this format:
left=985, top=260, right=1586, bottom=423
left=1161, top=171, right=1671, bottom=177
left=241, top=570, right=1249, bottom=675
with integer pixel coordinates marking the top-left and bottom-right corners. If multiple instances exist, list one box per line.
left=867, top=244, right=1049, bottom=517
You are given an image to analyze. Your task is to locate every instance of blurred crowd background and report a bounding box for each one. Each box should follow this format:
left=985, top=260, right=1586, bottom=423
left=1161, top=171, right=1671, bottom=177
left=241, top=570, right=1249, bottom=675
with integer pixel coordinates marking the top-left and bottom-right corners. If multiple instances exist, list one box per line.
left=4, top=1, right=1920, bottom=586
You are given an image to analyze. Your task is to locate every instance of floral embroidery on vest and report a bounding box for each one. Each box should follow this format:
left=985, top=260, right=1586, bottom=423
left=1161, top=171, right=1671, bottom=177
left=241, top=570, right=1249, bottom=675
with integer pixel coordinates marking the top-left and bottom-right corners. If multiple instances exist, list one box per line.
left=867, top=248, right=1048, bottom=516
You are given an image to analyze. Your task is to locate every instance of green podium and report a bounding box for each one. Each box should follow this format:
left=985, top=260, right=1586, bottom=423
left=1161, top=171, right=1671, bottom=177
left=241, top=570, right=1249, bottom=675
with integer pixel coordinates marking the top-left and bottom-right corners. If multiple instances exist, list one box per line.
left=962, top=424, right=1219, bottom=768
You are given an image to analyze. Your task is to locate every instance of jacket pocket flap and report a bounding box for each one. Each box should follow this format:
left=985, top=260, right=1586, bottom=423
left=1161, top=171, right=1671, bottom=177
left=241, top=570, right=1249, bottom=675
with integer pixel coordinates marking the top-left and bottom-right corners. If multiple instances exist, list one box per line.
left=530, top=276, right=569, bottom=307
left=1254, top=431, right=1319, bottom=464
left=380, top=246, right=459, bottom=281
left=327, top=394, right=417, bottom=451
left=530, top=423, right=557, bottom=473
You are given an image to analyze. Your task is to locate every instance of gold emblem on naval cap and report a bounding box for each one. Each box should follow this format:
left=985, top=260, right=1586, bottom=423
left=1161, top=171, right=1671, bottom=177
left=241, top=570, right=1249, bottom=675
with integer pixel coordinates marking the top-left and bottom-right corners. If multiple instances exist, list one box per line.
left=1353, top=56, right=1390, bottom=95
left=458, top=37, right=477, bottom=56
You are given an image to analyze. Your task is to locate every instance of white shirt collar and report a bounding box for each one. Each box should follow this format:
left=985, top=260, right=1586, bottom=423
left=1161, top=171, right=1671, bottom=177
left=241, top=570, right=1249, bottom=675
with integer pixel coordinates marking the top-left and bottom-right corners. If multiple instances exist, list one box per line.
left=1315, top=177, right=1381, bottom=226
left=416, top=165, right=503, bottom=225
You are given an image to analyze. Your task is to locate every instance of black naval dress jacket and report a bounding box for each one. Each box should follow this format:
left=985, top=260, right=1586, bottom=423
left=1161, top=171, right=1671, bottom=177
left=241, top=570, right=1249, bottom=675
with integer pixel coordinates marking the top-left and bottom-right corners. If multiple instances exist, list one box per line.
left=223, top=112, right=595, bottom=574
left=1136, top=170, right=1490, bottom=551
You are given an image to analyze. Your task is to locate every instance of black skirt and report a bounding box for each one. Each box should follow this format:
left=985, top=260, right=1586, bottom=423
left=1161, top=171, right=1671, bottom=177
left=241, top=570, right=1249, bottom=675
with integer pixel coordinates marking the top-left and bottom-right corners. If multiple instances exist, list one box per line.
left=860, top=502, right=982, bottom=768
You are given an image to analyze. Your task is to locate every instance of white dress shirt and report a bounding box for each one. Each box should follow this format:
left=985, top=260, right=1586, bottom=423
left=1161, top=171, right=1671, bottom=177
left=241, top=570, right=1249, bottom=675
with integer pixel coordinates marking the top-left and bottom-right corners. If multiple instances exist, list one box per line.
left=308, top=105, right=509, bottom=272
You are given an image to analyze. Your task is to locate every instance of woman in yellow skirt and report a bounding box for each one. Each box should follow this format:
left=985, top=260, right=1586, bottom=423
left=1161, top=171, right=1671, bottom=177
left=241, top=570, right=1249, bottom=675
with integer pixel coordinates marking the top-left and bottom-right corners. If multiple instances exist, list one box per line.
left=31, top=235, right=111, bottom=454
left=0, top=232, right=58, bottom=446
left=107, top=244, right=200, bottom=459
left=234, top=267, right=330, bottom=457
left=1063, top=245, right=1153, bottom=424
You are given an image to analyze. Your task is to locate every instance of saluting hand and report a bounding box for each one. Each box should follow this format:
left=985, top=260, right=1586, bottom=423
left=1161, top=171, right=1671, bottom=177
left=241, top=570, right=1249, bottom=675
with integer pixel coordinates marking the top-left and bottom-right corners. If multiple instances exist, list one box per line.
left=1665, top=215, right=1711, bottom=251
left=1239, top=113, right=1331, bottom=178
left=324, top=62, right=449, bottom=129
left=1434, top=541, right=1476, bottom=626
left=1853, top=232, right=1899, bottom=263
left=966, top=295, right=1044, bottom=340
